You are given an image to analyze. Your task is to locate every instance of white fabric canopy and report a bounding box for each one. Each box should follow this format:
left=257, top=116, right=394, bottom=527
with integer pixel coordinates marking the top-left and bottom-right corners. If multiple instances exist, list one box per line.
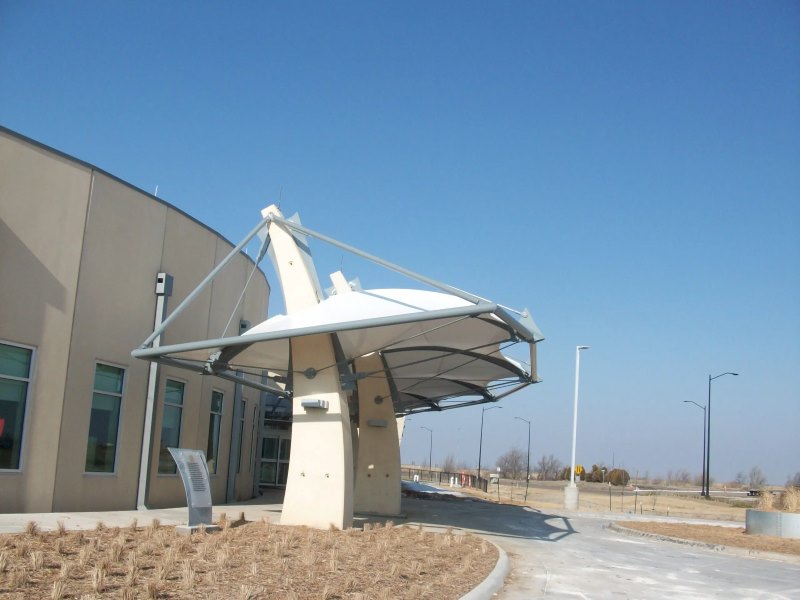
left=138, top=287, right=538, bottom=414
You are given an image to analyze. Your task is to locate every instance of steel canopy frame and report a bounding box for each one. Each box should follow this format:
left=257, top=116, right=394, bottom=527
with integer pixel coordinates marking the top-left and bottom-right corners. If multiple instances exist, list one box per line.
left=132, top=210, right=543, bottom=414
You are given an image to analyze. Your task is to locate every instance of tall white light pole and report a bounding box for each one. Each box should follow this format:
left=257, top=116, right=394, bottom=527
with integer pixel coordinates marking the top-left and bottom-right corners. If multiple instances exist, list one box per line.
left=564, top=345, right=589, bottom=509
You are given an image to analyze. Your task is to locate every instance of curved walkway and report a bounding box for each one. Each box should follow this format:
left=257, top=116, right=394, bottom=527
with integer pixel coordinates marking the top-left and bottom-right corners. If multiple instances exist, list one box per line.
left=401, top=492, right=800, bottom=599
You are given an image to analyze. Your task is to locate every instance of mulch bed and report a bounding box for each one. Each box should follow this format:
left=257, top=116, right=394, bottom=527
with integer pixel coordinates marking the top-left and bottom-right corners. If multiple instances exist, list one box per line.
left=0, top=516, right=497, bottom=599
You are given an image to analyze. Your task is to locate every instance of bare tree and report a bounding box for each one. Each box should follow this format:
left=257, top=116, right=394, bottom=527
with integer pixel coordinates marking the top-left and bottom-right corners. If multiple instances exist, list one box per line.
left=735, top=472, right=747, bottom=486
left=456, top=458, right=472, bottom=471
left=674, top=469, right=691, bottom=485
left=748, top=466, right=767, bottom=488
left=497, top=447, right=526, bottom=480
left=441, top=454, right=457, bottom=473
left=536, top=454, right=564, bottom=481
left=788, top=472, right=800, bottom=487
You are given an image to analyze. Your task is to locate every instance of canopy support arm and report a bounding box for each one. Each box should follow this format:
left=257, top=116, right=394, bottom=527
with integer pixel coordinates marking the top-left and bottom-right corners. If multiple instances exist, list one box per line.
left=269, top=215, right=542, bottom=343
left=138, top=213, right=273, bottom=350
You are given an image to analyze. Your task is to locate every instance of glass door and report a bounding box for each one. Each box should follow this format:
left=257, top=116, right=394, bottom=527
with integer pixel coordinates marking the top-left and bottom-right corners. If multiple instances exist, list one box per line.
left=259, top=423, right=291, bottom=487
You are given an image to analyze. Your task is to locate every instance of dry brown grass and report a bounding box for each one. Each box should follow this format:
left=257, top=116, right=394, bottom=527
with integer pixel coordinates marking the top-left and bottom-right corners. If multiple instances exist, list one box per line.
left=617, top=521, right=800, bottom=556
left=0, top=517, right=496, bottom=599
left=779, top=486, right=800, bottom=512
left=756, top=491, right=775, bottom=511
left=748, top=486, right=800, bottom=513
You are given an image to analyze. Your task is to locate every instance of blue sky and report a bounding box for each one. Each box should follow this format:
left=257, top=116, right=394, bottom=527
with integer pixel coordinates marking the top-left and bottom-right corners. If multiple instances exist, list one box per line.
left=2, top=2, right=798, bottom=485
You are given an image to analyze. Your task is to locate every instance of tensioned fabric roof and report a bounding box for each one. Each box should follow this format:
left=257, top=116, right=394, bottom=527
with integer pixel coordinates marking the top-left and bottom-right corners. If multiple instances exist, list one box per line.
left=133, top=209, right=543, bottom=415
left=135, top=286, right=541, bottom=415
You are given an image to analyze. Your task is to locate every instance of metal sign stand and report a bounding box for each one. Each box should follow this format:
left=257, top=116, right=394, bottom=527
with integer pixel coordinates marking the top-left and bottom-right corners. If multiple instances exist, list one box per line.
left=168, top=447, right=220, bottom=535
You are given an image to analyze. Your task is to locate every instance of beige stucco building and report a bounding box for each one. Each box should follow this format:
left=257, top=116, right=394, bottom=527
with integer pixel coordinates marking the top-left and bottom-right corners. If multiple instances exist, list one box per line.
left=0, top=127, right=272, bottom=513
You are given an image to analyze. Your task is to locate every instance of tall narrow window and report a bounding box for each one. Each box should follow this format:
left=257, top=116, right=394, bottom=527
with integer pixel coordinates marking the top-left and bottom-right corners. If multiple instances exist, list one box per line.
left=260, top=436, right=278, bottom=484
left=158, top=379, right=184, bottom=474
left=0, top=342, right=33, bottom=470
left=206, top=390, right=223, bottom=474
left=236, top=398, right=246, bottom=474
left=85, top=363, right=124, bottom=473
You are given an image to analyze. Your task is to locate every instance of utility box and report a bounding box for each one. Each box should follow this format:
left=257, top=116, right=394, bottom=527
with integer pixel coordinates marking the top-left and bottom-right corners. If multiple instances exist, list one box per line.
left=155, top=272, right=173, bottom=296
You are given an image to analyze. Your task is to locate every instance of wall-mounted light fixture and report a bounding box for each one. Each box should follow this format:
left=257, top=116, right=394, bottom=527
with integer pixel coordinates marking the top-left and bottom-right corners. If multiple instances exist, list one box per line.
left=301, top=399, right=329, bottom=410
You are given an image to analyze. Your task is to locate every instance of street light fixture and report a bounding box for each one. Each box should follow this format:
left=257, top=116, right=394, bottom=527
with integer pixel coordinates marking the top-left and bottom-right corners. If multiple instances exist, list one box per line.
left=420, top=426, right=433, bottom=472
left=565, top=345, right=589, bottom=509
left=477, top=405, right=502, bottom=483
left=706, top=372, right=738, bottom=497
left=515, top=416, right=531, bottom=503
left=683, top=400, right=707, bottom=496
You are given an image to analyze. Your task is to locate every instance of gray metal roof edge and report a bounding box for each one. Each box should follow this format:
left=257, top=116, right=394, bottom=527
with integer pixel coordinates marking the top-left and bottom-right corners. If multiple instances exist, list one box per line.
left=0, top=125, right=266, bottom=275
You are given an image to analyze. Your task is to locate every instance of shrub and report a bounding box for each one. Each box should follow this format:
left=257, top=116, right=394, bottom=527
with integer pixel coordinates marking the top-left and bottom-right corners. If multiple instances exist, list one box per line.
left=586, top=464, right=610, bottom=483
left=779, top=486, right=799, bottom=513
left=607, top=468, right=630, bottom=486
left=755, top=490, right=774, bottom=511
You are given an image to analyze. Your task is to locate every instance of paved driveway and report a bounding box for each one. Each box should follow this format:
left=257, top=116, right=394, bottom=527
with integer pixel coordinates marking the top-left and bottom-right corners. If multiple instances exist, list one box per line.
left=401, top=495, right=800, bottom=599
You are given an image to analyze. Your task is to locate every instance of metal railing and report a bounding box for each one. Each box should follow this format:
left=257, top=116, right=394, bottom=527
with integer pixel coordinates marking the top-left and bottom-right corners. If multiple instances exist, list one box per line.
left=403, top=468, right=489, bottom=492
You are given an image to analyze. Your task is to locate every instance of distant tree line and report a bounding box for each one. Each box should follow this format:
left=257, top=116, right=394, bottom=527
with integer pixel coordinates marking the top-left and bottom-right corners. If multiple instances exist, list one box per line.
left=439, top=447, right=798, bottom=491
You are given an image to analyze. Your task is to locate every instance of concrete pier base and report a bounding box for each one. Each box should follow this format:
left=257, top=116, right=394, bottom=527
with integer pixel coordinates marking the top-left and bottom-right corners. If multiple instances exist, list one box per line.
left=564, top=484, right=579, bottom=509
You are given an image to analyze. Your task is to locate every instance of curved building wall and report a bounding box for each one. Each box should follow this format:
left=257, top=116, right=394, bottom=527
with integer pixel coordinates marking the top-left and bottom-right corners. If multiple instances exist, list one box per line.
left=0, top=127, right=270, bottom=512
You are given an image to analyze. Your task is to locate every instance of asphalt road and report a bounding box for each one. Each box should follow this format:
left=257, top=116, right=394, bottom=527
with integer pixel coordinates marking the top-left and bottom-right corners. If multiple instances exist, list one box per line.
left=401, top=493, right=800, bottom=599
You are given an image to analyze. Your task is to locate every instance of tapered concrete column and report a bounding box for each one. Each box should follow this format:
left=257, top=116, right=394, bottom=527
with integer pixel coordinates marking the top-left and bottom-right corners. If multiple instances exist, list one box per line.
left=353, top=354, right=402, bottom=516
left=281, top=334, right=354, bottom=529
left=263, top=205, right=354, bottom=529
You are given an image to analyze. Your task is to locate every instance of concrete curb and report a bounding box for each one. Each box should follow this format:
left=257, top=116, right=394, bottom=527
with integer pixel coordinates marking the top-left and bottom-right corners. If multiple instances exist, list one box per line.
left=460, top=541, right=509, bottom=600
left=608, top=522, right=800, bottom=565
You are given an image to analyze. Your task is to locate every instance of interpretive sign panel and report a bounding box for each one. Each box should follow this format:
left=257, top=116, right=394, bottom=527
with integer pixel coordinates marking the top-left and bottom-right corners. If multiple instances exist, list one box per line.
left=167, top=447, right=213, bottom=527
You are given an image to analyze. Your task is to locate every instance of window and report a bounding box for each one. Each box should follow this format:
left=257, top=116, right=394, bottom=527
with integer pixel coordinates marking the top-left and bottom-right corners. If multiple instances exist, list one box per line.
left=236, top=398, right=246, bottom=474
left=85, top=363, right=124, bottom=473
left=158, top=379, right=184, bottom=474
left=259, top=434, right=291, bottom=486
left=259, top=436, right=278, bottom=484
left=206, top=390, right=223, bottom=474
left=279, top=437, right=291, bottom=461
left=0, top=342, right=33, bottom=470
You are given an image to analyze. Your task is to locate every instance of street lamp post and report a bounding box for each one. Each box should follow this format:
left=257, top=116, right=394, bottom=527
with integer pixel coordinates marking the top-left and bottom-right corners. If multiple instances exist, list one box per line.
left=420, top=426, right=433, bottom=473
left=683, top=400, right=707, bottom=496
left=477, top=405, right=501, bottom=485
left=565, top=345, right=589, bottom=509
left=706, top=372, right=738, bottom=498
left=515, top=417, right=531, bottom=503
